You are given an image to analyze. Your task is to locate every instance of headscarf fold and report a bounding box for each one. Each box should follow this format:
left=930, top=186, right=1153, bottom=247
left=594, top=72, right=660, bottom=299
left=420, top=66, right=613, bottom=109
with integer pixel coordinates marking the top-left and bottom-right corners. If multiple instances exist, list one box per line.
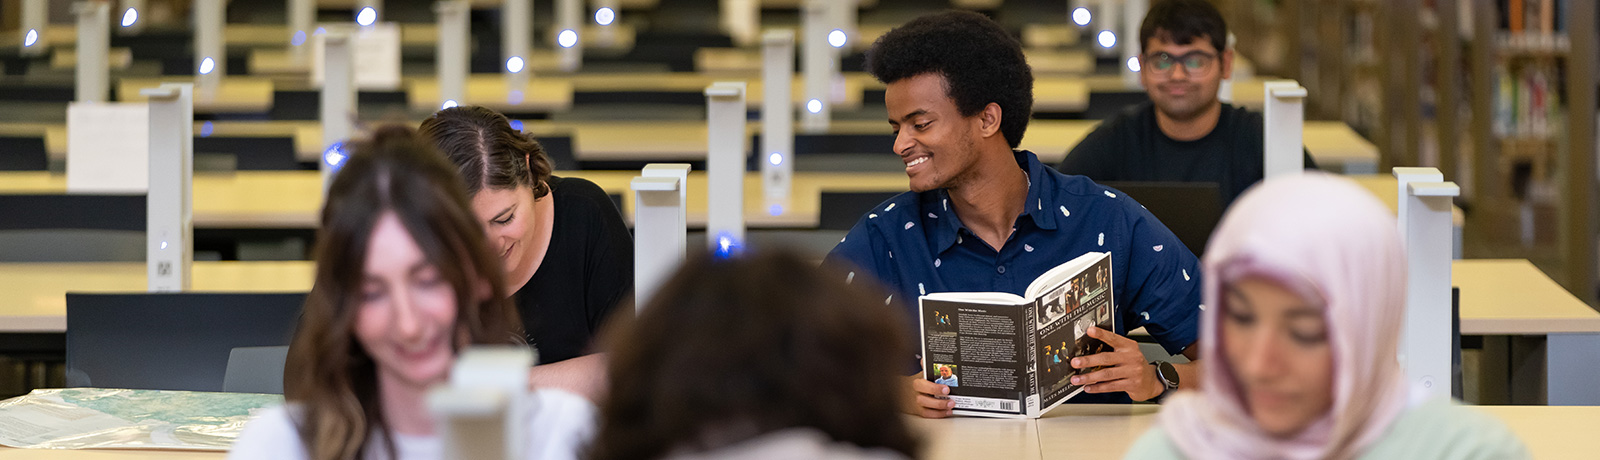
left=1158, top=172, right=1411, bottom=460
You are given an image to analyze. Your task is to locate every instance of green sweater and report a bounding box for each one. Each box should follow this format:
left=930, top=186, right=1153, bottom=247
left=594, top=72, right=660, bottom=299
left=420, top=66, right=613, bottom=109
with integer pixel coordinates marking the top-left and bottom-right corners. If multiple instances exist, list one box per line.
left=1123, top=398, right=1530, bottom=459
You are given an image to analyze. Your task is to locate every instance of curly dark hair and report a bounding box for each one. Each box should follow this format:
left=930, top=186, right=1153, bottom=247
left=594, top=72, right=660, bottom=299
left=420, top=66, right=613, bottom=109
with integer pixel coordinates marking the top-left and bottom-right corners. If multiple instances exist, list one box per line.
left=866, top=10, right=1033, bottom=149
left=417, top=106, right=554, bottom=199
left=1139, top=0, right=1228, bottom=54
left=588, top=250, right=921, bottom=460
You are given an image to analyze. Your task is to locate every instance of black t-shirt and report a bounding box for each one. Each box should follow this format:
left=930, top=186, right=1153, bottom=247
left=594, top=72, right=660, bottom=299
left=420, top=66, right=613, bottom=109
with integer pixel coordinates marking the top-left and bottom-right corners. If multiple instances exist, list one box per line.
left=1056, top=102, right=1317, bottom=208
left=513, top=176, right=633, bottom=364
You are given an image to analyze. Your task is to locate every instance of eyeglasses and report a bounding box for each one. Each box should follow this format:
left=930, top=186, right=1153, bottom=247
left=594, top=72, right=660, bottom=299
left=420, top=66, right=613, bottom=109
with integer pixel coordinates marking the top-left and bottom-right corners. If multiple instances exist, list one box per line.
left=1144, top=51, right=1216, bottom=76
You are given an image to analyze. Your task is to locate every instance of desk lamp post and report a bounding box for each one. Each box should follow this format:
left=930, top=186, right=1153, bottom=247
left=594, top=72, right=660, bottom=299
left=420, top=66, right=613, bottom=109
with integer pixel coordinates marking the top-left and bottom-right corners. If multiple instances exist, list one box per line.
left=145, top=83, right=194, bottom=292
left=437, top=1, right=470, bottom=110
left=504, top=0, right=532, bottom=95
left=321, top=32, right=355, bottom=191
left=762, top=31, right=796, bottom=211
left=1263, top=81, right=1307, bottom=179
left=1395, top=167, right=1459, bottom=399
left=195, top=0, right=225, bottom=100
left=21, top=0, right=48, bottom=57
left=632, top=164, right=690, bottom=313
left=75, top=1, right=110, bottom=103
left=706, top=82, right=747, bottom=258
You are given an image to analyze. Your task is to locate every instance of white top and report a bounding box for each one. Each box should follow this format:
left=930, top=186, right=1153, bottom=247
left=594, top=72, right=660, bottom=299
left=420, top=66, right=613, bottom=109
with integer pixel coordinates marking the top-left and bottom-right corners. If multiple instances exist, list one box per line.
left=227, top=389, right=596, bottom=460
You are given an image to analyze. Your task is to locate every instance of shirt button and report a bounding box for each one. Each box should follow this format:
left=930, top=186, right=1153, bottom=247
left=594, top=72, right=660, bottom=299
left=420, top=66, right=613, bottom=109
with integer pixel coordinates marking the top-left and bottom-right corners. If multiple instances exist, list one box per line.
left=997, top=266, right=1006, bottom=274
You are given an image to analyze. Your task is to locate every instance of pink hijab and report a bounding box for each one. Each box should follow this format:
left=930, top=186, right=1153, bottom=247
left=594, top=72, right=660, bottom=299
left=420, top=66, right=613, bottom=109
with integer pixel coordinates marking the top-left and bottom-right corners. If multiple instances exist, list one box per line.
left=1157, top=173, right=1411, bottom=460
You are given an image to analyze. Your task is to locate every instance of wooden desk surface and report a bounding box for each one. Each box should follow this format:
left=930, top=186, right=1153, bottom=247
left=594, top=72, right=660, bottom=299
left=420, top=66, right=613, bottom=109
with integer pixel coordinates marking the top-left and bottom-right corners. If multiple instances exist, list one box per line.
left=0, top=261, right=313, bottom=333
left=0, top=405, right=1587, bottom=459
left=0, top=171, right=325, bottom=228
left=694, top=47, right=1091, bottom=76
left=405, top=76, right=575, bottom=113
left=1453, top=259, right=1600, bottom=334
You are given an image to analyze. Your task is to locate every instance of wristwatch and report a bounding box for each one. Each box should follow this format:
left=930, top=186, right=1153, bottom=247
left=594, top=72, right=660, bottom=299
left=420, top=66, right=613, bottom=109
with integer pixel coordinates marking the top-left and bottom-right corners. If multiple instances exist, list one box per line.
left=1151, top=361, right=1179, bottom=402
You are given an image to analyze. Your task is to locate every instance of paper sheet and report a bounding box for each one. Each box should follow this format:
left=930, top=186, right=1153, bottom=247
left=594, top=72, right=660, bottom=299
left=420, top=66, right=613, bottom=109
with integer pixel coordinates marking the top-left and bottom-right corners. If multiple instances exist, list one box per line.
left=0, top=388, right=282, bottom=451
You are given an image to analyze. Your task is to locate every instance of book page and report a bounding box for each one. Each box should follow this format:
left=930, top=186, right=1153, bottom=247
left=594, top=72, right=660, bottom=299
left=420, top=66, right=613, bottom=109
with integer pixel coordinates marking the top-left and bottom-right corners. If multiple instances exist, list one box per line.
left=1033, top=255, right=1116, bottom=411
left=0, top=388, right=281, bottom=451
left=920, top=297, right=1027, bottom=417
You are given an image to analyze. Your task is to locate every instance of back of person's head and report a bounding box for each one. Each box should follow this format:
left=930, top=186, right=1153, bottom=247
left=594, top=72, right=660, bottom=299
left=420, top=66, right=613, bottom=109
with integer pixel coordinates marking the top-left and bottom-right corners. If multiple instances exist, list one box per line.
left=590, top=250, right=921, bottom=460
left=285, top=125, right=522, bottom=460
left=1157, top=172, right=1408, bottom=459
left=417, top=105, right=553, bottom=198
left=866, top=10, right=1033, bottom=149
left=1140, top=0, right=1228, bottom=53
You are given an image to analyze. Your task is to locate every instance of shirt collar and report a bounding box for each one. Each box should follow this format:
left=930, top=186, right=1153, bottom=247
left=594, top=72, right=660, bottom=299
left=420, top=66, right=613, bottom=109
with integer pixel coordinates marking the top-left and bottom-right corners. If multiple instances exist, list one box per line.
left=921, top=150, right=1059, bottom=255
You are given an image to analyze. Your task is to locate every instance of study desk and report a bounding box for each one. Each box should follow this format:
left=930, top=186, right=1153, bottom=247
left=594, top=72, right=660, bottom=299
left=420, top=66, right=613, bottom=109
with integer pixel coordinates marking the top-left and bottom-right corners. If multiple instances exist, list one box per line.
left=1453, top=259, right=1600, bottom=406
left=116, top=78, right=275, bottom=114
left=693, top=47, right=1093, bottom=76
left=0, top=261, right=314, bottom=333
left=0, top=405, right=1591, bottom=459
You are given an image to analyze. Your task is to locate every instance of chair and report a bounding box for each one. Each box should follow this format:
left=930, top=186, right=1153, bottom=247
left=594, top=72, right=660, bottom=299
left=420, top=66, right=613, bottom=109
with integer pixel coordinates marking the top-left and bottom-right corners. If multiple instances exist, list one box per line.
left=1099, top=182, right=1224, bottom=257
left=65, top=293, right=305, bottom=392
left=818, top=191, right=902, bottom=231
left=223, top=346, right=290, bottom=394
left=0, top=194, right=145, bottom=262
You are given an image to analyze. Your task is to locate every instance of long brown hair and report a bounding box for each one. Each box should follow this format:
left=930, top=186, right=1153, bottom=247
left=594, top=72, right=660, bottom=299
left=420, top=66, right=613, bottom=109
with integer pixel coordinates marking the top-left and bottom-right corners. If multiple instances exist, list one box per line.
left=590, top=251, right=922, bottom=460
left=417, top=105, right=554, bottom=198
left=284, top=125, right=524, bottom=460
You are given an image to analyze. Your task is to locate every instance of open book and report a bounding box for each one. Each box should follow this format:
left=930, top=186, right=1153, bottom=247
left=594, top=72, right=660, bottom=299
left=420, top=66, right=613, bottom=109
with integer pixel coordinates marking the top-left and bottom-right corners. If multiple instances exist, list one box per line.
left=919, top=251, right=1114, bottom=418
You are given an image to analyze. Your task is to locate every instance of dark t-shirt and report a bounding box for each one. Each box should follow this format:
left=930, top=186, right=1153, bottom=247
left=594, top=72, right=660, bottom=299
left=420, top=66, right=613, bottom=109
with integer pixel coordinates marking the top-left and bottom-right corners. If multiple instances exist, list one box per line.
left=513, top=176, right=633, bottom=364
left=1057, top=102, right=1317, bottom=208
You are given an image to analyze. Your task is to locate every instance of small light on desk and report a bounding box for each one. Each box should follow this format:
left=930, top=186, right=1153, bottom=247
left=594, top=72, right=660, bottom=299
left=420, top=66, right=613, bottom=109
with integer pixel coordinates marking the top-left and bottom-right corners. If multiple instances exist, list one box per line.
left=558, top=29, right=578, bottom=48
left=324, top=142, right=347, bottom=169
left=441, top=99, right=459, bottom=110
left=291, top=30, right=307, bottom=47
left=198, top=57, right=215, bottom=75
left=510, top=120, right=524, bottom=131
left=828, top=29, right=847, bottom=48
left=1072, top=8, right=1091, bottom=26
left=769, top=205, right=783, bottom=216
left=356, top=7, right=377, bottom=27
left=1126, top=56, right=1140, bottom=72
left=200, top=121, right=214, bottom=137
left=1097, top=30, right=1116, bottom=48
left=768, top=152, right=783, bottom=166
left=714, top=233, right=742, bottom=259
left=160, top=241, right=168, bottom=250
left=595, top=8, right=616, bottom=26
left=121, top=8, right=138, bottom=28
left=806, top=99, right=822, bottom=114
left=506, top=56, right=525, bottom=73
left=507, top=90, right=524, bottom=105
left=23, top=29, right=38, bottom=47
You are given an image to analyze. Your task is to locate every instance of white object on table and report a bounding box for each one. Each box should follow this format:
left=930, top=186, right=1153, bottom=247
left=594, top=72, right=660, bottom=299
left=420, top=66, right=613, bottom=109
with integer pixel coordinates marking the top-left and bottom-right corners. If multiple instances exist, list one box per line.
left=431, top=346, right=535, bottom=460
left=321, top=32, right=355, bottom=191
left=801, top=0, right=835, bottom=133
left=721, top=0, right=759, bottom=47
left=194, top=0, right=225, bottom=100
left=706, top=82, right=748, bottom=254
left=75, top=1, right=110, bottom=103
left=762, top=30, right=796, bottom=207
left=1263, top=80, right=1307, bottom=179
left=66, top=103, right=148, bottom=193
left=436, top=1, right=470, bottom=108
left=311, top=24, right=401, bottom=91
left=143, top=84, right=194, bottom=292
left=1395, top=167, right=1459, bottom=399
left=632, top=164, right=690, bottom=312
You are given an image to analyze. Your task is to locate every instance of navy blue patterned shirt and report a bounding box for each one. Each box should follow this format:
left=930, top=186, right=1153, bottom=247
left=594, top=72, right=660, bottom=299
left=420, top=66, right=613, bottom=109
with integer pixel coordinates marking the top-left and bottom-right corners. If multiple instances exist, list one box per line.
left=824, top=150, right=1203, bottom=404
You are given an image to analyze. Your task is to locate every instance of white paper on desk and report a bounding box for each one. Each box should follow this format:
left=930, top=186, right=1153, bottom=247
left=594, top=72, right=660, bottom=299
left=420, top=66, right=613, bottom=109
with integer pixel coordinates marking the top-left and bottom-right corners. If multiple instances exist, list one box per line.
left=0, top=388, right=282, bottom=451
left=310, top=23, right=402, bottom=91
left=66, top=102, right=149, bottom=193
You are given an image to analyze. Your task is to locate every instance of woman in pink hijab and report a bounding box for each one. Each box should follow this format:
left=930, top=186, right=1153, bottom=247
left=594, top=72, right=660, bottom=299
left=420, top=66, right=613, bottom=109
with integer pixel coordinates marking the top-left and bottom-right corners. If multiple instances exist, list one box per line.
left=1125, top=173, right=1527, bottom=460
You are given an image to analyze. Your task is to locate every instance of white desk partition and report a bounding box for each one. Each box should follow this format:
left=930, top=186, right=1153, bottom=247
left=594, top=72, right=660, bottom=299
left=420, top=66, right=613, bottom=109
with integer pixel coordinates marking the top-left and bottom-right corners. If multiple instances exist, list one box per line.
left=117, top=0, right=145, bottom=35
left=430, top=347, right=534, bottom=460
left=1394, top=167, right=1458, bottom=399
left=143, top=84, right=194, bottom=292
left=21, top=0, right=47, bottom=56
left=721, top=0, right=759, bottom=47
left=633, top=164, right=691, bottom=312
left=321, top=32, right=355, bottom=190
left=503, top=0, right=532, bottom=92
left=289, top=0, right=314, bottom=63
left=436, top=1, right=470, bottom=108
left=75, top=1, right=110, bottom=103
left=762, top=30, right=795, bottom=207
left=194, top=0, right=225, bottom=99
left=1262, top=80, right=1307, bottom=179
left=705, top=82, right=747, bottom=255
left=801, top=0, right=836, bottom=133
left=555, top=0, right=582, bottom=72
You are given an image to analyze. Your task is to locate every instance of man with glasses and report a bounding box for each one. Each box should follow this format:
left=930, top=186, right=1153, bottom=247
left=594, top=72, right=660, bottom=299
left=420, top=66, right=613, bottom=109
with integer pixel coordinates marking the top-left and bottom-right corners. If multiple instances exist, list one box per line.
left=1058, top=0, right=1315, bottom=209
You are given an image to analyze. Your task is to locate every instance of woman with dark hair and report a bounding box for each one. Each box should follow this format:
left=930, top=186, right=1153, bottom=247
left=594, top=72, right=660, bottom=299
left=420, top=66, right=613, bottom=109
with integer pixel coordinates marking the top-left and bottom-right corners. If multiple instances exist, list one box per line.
left=590, top=251, right=921, bottom=460
left=419, top=107, right=631, bottom=396
left=229, top=126, right=595, bottom=460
